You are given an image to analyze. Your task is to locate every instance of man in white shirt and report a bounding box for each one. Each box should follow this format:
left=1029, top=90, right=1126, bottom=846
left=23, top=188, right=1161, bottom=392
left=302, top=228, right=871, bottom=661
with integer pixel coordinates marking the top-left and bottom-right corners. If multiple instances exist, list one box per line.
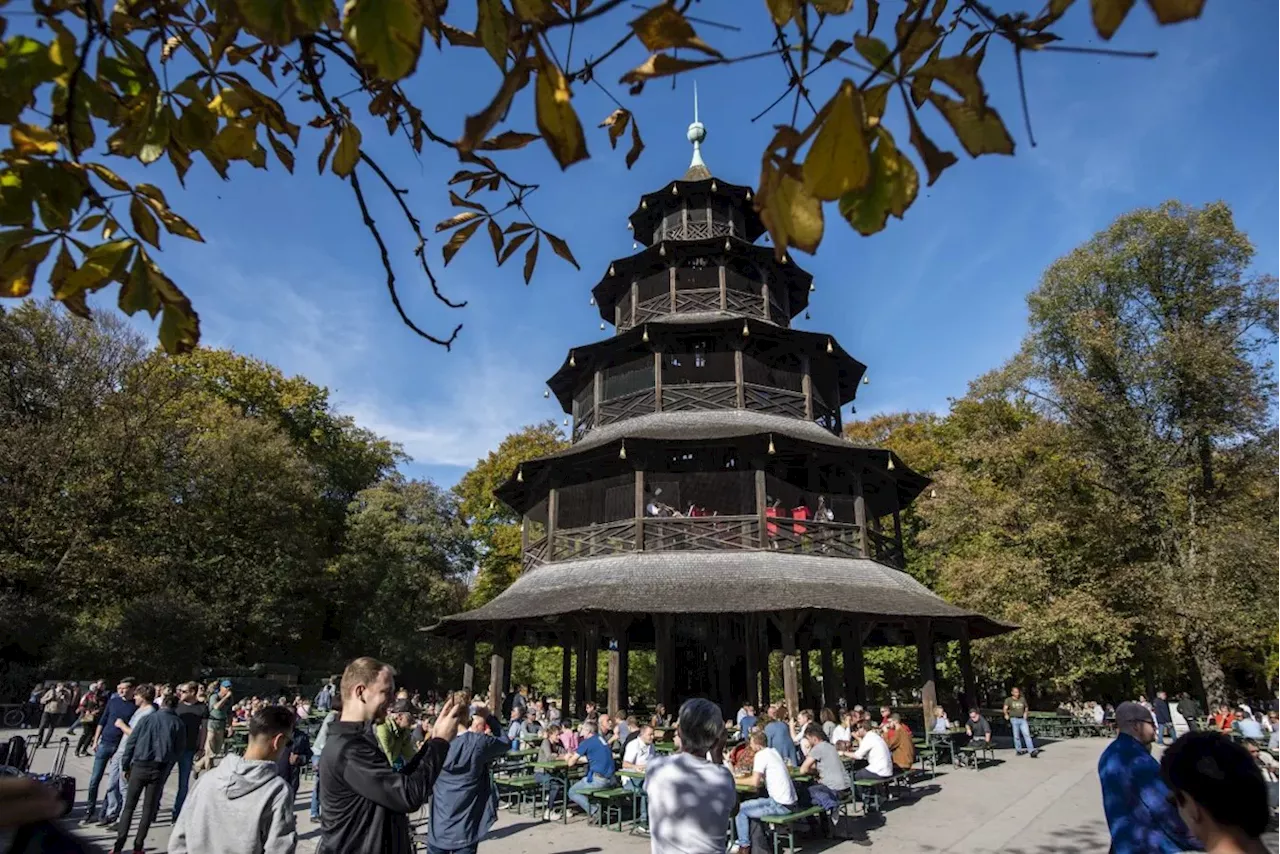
left=850, top=721, right=893, bottom=782
left=732, top=731, right=797, bottom=853
left=622, top=724, right=655, bottom=833
left=830, top=710, right=853, bottom=750
left=645, top=699, right=736, bottom=854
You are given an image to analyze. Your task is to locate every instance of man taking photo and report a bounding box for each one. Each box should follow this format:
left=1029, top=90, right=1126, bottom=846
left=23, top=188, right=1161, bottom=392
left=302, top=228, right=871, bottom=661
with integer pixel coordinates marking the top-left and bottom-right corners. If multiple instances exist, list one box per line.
left=318, top=656, right=464, bottom=854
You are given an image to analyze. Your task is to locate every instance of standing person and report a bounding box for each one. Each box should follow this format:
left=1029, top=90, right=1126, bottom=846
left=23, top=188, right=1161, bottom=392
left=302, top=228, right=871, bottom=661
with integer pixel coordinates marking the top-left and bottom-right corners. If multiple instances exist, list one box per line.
left=732, top=730, right=798, bottom=854
left=1162, top=732, right=1269, bottom=854
left=113, top=693, right=185, bottom=854
left=168, top=705, right=298, bottom=854
left=315, top=679, right=335, bottom=713
left=23, top=683, right=43, bottom=729
left=425, top=705, right=511, bottom=854
left=275, top=722, right=311, bottom=797
left=102, top=684, right=157, bottom=826
left=621, top=724, right=655, bottom=834
left=82, top=678, right=136, bottom=824
left=195, top=681, right=233, bottom=776
left=1098, top=702, right=1200, bottom=854
left=319, top=656, right=463, bottom=854
left=172, top=682, right=208, bottom=822
left=1178, top=693, right=1203, bottom=732
left=74, top=683, right=106, bottom=758
left=763, top=706, right=797, bottom=765
left=1153, top=691, right=1175, bottom=745
left=564, top=721, right=616, bottom=820
left=375, top=699, right=416, bottom=769
left=309, top=698, right=339, bottom=823
left=1003, top=687, right=1038, bottom=757
left=36, top=682, right=70, bottom=748
left=644, top=698, right=736, bottom=854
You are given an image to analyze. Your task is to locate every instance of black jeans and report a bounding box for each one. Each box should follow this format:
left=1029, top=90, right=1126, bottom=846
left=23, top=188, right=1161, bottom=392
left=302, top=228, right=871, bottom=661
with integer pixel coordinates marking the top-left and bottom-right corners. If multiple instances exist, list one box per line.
left=115, top=760, right=165, bottom=853
left=76, top=721, right=98, bottom=756
left=36, top=712, right=59, bottom=747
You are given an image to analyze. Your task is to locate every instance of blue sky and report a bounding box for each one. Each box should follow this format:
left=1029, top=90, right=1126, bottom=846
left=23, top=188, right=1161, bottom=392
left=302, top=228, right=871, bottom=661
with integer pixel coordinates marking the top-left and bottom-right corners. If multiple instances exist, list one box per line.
left=97, top=2, right=1278, bottom=487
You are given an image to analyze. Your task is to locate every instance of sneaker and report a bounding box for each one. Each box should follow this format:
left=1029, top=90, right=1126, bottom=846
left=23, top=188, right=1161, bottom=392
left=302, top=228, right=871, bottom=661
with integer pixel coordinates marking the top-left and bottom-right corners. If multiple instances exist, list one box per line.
left=79, top=812, right=97, bottom=825
left=634, top=826, right=650, bottom=837
left=547, top=810, right=562, bottom=821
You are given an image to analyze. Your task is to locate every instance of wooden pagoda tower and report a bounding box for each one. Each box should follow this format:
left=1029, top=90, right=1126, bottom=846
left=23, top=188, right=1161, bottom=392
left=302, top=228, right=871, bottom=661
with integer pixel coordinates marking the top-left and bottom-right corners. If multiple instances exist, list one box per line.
left=433, top=109, right=1012, bottom=722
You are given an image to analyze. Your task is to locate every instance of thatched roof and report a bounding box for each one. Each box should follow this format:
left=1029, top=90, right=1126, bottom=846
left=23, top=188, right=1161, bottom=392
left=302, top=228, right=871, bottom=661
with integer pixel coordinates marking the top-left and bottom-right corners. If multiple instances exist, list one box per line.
left=430, top=551, right=1013, bottom=641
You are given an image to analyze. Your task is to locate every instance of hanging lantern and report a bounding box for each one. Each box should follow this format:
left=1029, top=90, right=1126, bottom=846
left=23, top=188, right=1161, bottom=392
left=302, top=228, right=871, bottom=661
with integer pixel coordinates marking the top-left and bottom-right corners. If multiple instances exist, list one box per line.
left=929, top=489, right=937, bottom=499
left=633, top=242, right=639, bottom=250
left=671, top=185, right=678, bottom=195
left=641, top=199, right=647, bottom=209
left=569, top=351, right=576, bottom=367
left=746, top=189, right=753, bottom=201
left=862, top=375, right=870, bottom=385
left=659, top=245, right=666, bottom=257
left=809, top=282, right=816, bottom=292
left=804, top=311, right=811, bottom=320
left=543, top=389, right=550, bottom=398
left=724, top=238, right=731, bottom=251
left=742, top=320, right=750, bottom=337
left=711, top=181, right=718, bottom=192
left=781, top=255, right=788, bottom=265
left=609, top=264, right=616, bottom=276
left=516, top=466, right=524, bottom=483
left=887, top=456, right=895, bottom=471
left=627, top=222, right=633, bottom=230
left=564, top=417, right=570, bottom=427
left=767, top=434, right=776, bottom=455
left=826, top=339, right=834, bottom=354
left=619, top=440, right=627, bottom=460
left=642, top=325, right=649, bottom=343
left=600, top=322, right=606, bottom=330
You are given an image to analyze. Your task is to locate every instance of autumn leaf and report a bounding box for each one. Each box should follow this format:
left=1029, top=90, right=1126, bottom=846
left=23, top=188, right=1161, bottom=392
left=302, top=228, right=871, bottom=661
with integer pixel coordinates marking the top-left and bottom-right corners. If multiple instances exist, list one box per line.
left=534, top=53, right=588, bottom=169
left=0, top=240, right=52, bottom=297
left=758, top=160, right=823, bottom=255
left=906, top=108, right=957, bottom=186
left=435, top=211, right=483, bottom=232
left=522, top=233, right=540, bottom=284
left=443, top=218, right=482, bottom=264
left=342, top=0, right=425, bottom=80
left=1145, top=0, right=1205, bottom=24
left=476, top=0, right=510, bottom=69
left=766, top=0, right=799, bottom=26
left=1090, top=0, right=1136, bottom=39
left=929, top=93, right=1015, bottom=157
left=626, top=117, right=645, bottom=169
left=332, top=123, right=362, bottom=176
left=811, top=0, right=853, bottom=12
left=61, top=239, right=135, bottom=297
left=854, top=35, right=890, bottom=68
left=619, top=54, right=718, bottom=90
left=487, top=218, right=504, bottom=261
left=802, top=81, right=870, bottom=201
left=543, top=230, right=579, bottom=269
left=11, top=123, right=59, bottom=155
left=460, top=62, right=532, bottom=153
left=599, top=108, right=630, bottom=149
left=498, top=229, right=532, bottom=264
left=512, top=0, right=560, bottom=23
left=837, top=129, right=919, bottom=236
left=477, top=130, right=541, bottom=150
left=629, top=3, right=722, bottom=57
left=130, top=197, right=161, bottom=248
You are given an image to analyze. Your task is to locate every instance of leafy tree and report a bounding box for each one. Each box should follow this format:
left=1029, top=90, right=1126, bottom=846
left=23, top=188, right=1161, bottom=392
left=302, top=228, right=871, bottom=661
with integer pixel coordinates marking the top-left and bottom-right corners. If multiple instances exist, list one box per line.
left=0, top=0, right=1205, bottom=352
left=454, top=421, right=567, bottom=606
left=327, top=476, right=473, bottom=687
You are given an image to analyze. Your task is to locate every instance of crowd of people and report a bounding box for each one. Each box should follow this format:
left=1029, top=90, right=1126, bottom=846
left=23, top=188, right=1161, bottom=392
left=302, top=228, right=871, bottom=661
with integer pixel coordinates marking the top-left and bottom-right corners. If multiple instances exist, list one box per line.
left=2, top=668, right=1277, bottom=854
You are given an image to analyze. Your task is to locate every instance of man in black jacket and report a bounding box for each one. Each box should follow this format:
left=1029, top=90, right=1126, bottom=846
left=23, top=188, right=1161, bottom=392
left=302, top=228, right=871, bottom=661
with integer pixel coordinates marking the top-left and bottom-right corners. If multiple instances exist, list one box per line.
left=1153, top=691, right=1175, bottom=745
left=113, top=692, right=185, bottom=854
left=319, top=656, right=464, bottom=854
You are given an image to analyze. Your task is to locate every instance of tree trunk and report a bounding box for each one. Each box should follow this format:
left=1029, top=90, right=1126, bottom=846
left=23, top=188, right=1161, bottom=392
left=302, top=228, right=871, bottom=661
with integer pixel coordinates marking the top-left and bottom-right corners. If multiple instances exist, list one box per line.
left=1191, top=633, right=1226, bottom=707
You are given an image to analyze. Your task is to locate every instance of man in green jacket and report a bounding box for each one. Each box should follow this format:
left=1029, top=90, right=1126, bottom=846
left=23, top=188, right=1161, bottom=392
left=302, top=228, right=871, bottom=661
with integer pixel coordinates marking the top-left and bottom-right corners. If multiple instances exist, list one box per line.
left=376, top=699, right=416, bottom=770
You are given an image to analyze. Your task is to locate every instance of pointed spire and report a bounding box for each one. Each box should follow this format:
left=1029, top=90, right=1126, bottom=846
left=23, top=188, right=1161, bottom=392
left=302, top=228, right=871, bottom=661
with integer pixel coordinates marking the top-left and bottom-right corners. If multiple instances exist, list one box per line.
left=684, top=81, right=710, bottom=181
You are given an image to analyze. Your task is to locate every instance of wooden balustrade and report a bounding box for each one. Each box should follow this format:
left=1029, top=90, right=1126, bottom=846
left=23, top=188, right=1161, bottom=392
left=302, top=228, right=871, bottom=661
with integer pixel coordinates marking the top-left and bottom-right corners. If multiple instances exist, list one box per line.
left=524, top=517, right=905, bottom=571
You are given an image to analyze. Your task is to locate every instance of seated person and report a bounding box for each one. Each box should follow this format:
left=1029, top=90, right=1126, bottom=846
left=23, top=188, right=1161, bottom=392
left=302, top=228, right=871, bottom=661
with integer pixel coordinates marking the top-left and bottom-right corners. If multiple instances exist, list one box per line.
left=730, top=727, right=764, bottom=774
left=732, top=731, right=798, bottom=853
left=884, top=713, right=915, bottom=771
left=932, top=706, right=951, bottom=734
left=966, top=708, right=992, bottom=746
left=1237, top=711, right=1265, bottom=741
left=622, top=724, right=655, bottom=831
left=850, top=721, right=894, bottom=784
left=830, top=710, right=854, bottom=751
left=799, top=723, right=850, bottom=826
left=535, top=724, right=566, bottom=820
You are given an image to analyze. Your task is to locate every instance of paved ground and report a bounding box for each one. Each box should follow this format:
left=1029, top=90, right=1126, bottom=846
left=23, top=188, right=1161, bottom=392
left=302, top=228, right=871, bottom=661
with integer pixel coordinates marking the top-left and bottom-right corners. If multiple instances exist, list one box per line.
left=10, top=728, right=1266, bottom=854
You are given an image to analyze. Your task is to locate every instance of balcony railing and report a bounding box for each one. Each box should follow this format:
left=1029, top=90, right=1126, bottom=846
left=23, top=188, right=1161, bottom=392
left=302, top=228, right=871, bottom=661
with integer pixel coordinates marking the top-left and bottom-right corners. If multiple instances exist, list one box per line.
left=521, top=517, right=903, bottom=571
left=618, top=287, right=788, bottom=331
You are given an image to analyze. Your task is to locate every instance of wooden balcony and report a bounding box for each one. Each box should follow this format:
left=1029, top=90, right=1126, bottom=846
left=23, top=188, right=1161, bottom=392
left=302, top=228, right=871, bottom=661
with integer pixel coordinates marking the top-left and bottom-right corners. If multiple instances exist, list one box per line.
left=520, top=516, right=903, bottom=571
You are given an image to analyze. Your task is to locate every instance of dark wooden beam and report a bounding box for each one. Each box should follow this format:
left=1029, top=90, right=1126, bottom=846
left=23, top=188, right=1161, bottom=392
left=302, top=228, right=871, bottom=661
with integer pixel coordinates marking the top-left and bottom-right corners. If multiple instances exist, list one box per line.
left=780, top=612, right=800, bottom=718
left=634, top=470, right=645, bottom=551
left=801, top=354, right=813, bottom=420
left=755, top=469, right=768, bottom=548
left=959, top=623, right=976, bottom=712
left=916, top=619, right=937, bottom=726
left=734, top=349, right=745, bottom=409
left=853, top=472, right=868, bottom=558
left=462, top=635, right=475, bottom=696
left=546, top=487, right=559, bottom=562
left=820, top=635, right=835, bottom=709
left=561, top=635, right=572, bottom=713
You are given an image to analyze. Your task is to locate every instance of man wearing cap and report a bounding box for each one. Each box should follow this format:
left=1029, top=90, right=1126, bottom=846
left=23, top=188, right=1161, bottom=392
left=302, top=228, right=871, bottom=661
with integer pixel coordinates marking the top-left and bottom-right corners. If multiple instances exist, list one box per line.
left=195, top=680, right=233, bottom=776
left=1098, top=701, right=1201, bottom=853
left=377, top=698, right=417, bottom=770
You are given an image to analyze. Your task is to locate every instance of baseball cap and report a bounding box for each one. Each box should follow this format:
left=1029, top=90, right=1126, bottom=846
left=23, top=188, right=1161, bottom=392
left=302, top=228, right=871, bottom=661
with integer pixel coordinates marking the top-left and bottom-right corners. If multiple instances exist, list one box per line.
left=220, top=679, right=232, bottom=688
left=1115, top=701, right=1153, bottom=728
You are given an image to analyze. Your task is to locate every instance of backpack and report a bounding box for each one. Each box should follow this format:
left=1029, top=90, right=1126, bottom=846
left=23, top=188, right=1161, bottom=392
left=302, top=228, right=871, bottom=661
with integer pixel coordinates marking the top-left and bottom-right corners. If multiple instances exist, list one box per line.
left=1, top=735, right=29, bottom=771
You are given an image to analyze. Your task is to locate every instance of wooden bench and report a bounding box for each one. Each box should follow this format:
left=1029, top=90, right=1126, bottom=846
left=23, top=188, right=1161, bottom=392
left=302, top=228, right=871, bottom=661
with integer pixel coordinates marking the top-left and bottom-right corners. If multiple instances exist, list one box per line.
left=495, top=775, right=542, bottom=813
left=958, top=742, right=996, bottom=768
left=760, top=806, right=823, bottom=854
left=587, top=787, right=632, bottom=831
left=915, top=744, right=938, bottom=778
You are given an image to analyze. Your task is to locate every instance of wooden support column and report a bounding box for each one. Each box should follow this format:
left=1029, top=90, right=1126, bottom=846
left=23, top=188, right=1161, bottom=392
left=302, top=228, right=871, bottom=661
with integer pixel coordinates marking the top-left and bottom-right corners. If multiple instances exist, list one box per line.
left=607, top=639, right=622, bottom=716
left=780, top=614, right=800, bottom=717
left=619, top=631, right=630, bottom=711
left=916, top=619, right=937, bottom=726
left=462, top=636, right=476, bottom=695
left=593, top=370, right=602, bottom=414
left=654, top=351, right=663, bottom=412
left=853, top=472, right=868, bottom=558
left=669, top=265, right=677, bottom=312
left=520, top=516, right=530, bottom=555
left=759, top=617, right=771, bottom=704
left=716, top=616, right=731, bottom=710
left=719, top=264, right=728, bottom=310
left=820, top=636, right=836, bottom=708
left=744, top=614, right=759, bottom=707
left=585, top=625, right=600, bottom=706
left=631, top=280, right=639, bottom=327
left=761, top=281, right=771, bottom=321
left=488, top=630, right=507, bottom=711
left=959, top=624, right=976, bottom=712
left=654, top=614, right=673, bottom=710
left=547, top=487, right=559, bottom=561
left=842, top=619, right=867, bottom=708
left=799, top=635, right=812, bottom=709
left=734, top=349, right=745, bottom=409
left=634, top=470, right=645, bottom=550
left=560, top=637, right=572, bottom=711
left=801, top=355, right=813, bottom=420
left=574, top=632, right=587, bottom=717
left=755, top=469, right=768, bottom=548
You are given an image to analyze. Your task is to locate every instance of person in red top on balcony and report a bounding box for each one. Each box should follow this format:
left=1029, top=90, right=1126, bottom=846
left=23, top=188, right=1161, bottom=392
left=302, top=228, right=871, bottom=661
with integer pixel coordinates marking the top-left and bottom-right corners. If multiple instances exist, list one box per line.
left=791, top=503, right=810, bottom=535
left=764, top=497, right=782, bottom=543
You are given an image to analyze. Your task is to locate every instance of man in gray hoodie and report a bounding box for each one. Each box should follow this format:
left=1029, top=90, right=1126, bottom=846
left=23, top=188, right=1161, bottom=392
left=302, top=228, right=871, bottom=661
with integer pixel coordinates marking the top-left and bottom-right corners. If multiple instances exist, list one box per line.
left=169, top=705, right=297, bottom=854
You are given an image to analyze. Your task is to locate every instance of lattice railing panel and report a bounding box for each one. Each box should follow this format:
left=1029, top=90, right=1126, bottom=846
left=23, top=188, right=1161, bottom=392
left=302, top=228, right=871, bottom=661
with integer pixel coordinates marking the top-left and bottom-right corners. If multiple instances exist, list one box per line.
left=768, top=520, right=863, bottom=559
left=724, top=290, right=763, bottom=316
left=667, top=220, right=731, bottom=241
left=743, top=384, right=807, bottom=419
left=867, top=529, right=905, bottom=568
left=572, top=407, right=595, bottom=441
left=672, top=288, right=721, bottom=313
left=662, top=382, right=738, bottom=412
left=642, top=516, right=760, bottom=551
left=522, top=536, right=549, bottom=572
left=813, top=401, right=839, bottom=434
left=552, top=520, right=638, bottom=561
left=597, top=389, right=657, bottom=425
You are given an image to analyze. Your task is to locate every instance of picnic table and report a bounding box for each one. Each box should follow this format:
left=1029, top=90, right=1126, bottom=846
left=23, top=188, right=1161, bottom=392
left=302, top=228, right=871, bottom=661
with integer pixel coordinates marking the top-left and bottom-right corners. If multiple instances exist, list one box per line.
left=530, top=759, right=585, bottom=824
